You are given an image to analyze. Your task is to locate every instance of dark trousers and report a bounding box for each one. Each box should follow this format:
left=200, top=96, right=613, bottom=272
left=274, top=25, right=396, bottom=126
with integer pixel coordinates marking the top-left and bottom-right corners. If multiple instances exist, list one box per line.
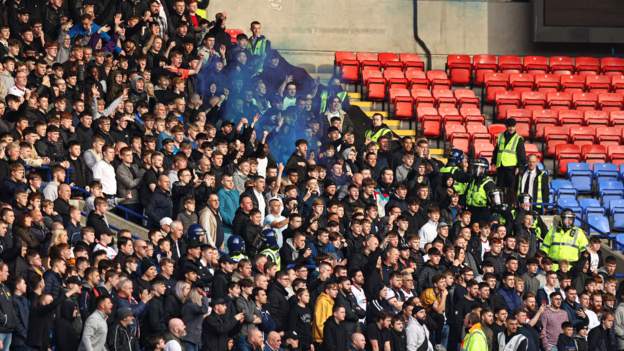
left=497, top=166, right=517, bottom=203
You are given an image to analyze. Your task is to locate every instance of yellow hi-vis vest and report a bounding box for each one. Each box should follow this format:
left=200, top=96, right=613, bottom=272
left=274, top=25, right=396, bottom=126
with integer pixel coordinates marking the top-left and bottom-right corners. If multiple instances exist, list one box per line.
left=260, top=247, right=281, bottom=271
left=466, top=177, right=494, bottom=208
left=541, top=226, right=588, bottom=263
left=496, top=132, right=522, bottom=167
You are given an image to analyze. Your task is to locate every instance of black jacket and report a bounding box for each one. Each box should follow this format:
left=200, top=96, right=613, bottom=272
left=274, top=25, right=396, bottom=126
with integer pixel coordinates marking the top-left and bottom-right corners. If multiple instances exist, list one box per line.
left=54, top=299, right=82, bottom=351
left=334, top=291, right=365, bottom=335
left=86, top=211, right=111, bottom=237
left=142, top=295, right=166, bottom=339
left=587, top=325, right=616, bottom=351
left=202, top=312, right=240, bottom=351
left=267, top=281, right=289, bottom=332
left=145, top=187, right=173, bottom=229
left=11, top=294, right=29, bottom=347
left=27, top=292, right=66, bottom=349
left=0, top=283, right=17, bottom=333
left=321, top=317, right=348, bottom=351
left=107, top=321, right=140, bottom=351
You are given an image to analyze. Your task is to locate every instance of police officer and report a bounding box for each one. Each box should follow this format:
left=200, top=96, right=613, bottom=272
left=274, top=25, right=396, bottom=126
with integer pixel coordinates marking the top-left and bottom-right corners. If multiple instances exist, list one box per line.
left=187, top=224, right=207, bottom=243
left=259, top=229, right=281, bottom=270
left=494, top=118, right=526, bottom=203
left=439, top=148, right=470, bottom=196
left=466, top=158, right=498, bottom=222
left=226, top=235, right=249, bottom=263
left=541, top=208, right=588, bottom=269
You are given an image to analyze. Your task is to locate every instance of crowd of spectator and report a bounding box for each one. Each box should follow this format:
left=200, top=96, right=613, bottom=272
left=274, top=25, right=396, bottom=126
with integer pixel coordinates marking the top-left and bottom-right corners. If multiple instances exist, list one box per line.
left=0, top=1, right=621, bottom=351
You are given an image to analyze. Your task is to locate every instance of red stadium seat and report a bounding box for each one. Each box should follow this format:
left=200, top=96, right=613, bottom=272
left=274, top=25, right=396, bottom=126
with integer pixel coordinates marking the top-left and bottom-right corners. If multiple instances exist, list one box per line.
left=383, top=70, right=408, bottom=89
left=405, top=68, right=428, bottom=90
left=534, top=74, right=561, bottom=93
left=460, top=106, right=482, bottom=118
left=484, top=72, right=509, bottom=103
left=426, top=70, right=451, bottom=89
left=524, top=56, right=548, bottom=74
left=560, top=75, right=586, bottom=93
left=507, top=109, right=533, bottom=124
left=340, top=59, right=360, bottom=83
left=357, top=52, right=380, bottom=72
left=473, top=54, right=498, bottom=86
left=570, top=126, right=596, bottom=146
left=598, top=93, right=624, bottom=112
left=572, top=92, right=598, bottom=111
left=466, top=123, right=488, bottom=138
left=451, top=133, right=471, bottom=153
left=439, top=106, right=463, bottom=123
left=601, top=57, right=624, bottom=76
left=499, top=55, right=523, bottom=73
left=586, top=75, right=611, bottom=93
left=362, top=67, right=383, bottom=85
left=521, top=91, right=546, bottom=110
left=596, top=125, right=621, bottom=146
left=454, top=89, right=480, bottom=108
left=465, top=115, right=486, bottom=124
left=411, top=88, right=435, bottom=108
left=445, top=124, right=467, bottom=139
left=474, top=141, right=495, bottom=162
left=399, top=53, right=425, bottom=71
left=366, top=78, right=386, bottom=101
left=389, top=87, right=411, bottom=103
left=549, top=56, right=574, bottom=75
left=556, top=144, right=581, bottom=175
left=378, top=52, right=402, bottom=70
left=575, top=57, right=601, bottom=75
left=582, top=144, right=607, bottom=164
left=509, top=73, right=535, bottom=92
left=447, top=55, right=472, bottom=85
left=611, top=111, right=624, bottom=126
left=612, top=75, right=624, bottom=93
left=608, top=145, right=624, bottom=166
left=416, top=106, right=438, bottom=120
left=335, top=51, right=357, bottom=66
left=394, top=96, right=414, bottom=119
left=584, top=110, right=609, bottom=126
left=495, top=91, right=522, bottom=120
left=545, top=126, right=570, bottom=157
left=421, top=115, right=442, bottom=138
left=546, top=92, right=573, bottom=110
left=533, top=109, right=559, bottom=139
left=432, top=89, right=457, bottom=108
left=525, top=143, right=542, bottom=161
left=558, top=110, right=584, bottom=126
left=488, top=124, right=506, bottom=141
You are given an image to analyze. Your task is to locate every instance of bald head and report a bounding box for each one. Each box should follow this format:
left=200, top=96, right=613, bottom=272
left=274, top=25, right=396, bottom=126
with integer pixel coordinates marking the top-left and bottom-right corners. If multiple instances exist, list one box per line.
left=267, top=331, right=281, bottom=348
left=248, top=328, right=264, bottom=347
left=351, top=332, right=366, bottom=350
left=168, top=318, right=186, bottom=337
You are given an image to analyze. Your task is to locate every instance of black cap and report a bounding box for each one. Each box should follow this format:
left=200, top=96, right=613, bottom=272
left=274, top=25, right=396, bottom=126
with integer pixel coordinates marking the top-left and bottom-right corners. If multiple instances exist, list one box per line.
left=504, top=118, right=517, bottom=127
left=211, top=297, right=227, bottom=306
left=66, top=276, right=81, bottom=285
left=527, top=258, right=539, bottom=265
left=183, top=265, right=199, bottom=275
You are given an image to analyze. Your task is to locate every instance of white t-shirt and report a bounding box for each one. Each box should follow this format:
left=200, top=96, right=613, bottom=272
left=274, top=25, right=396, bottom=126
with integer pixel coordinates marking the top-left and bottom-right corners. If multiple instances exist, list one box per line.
left=263, top=213, right=287, bottom=247
left=164, top=340, right=182, bottom=351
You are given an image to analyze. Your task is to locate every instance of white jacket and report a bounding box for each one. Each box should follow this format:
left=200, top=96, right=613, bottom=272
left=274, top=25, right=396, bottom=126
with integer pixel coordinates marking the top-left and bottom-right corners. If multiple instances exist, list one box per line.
left=406, top=316, right=434, bottom=351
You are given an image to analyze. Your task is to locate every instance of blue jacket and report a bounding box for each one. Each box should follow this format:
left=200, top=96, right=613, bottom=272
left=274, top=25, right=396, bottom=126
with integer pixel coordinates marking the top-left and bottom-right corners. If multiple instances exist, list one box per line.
left=69, top=23, right=112, bottom=42
left=495, top=286, right=522, bottom=312
left=11, top=294, right=29, bottom=346
left=218, top=188, right=240, bottom=235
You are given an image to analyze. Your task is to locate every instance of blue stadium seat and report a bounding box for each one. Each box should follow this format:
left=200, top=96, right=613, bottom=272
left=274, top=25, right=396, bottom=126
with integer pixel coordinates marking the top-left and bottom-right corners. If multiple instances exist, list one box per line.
left=557, top=197, right=579, bottom=210
left=579, top=198, right=604, bottom=216
left=613, top=207, right=624, bottom=231
left=598, top=179, right=624, bottom=191
left=551, top=179, right=577, bottom=200
left=566, top=162, right=590, bottom=175
left=608, top=199, right=624, bottom=214
left=587, top=213, right=610, bottom=235
left=593, top=163, right=619, bottom=181
left=568, top=169, right=593, bottom=193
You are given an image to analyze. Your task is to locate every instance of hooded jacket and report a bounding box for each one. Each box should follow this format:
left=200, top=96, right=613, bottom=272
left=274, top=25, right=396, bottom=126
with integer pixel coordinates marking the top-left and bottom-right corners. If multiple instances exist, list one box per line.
left=313, top=292, right=335, bottom=343
left=54, top=299, right=83, bottom=351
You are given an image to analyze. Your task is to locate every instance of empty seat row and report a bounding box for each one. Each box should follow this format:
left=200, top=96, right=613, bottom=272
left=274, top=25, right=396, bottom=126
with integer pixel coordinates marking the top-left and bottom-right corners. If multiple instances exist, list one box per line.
left=336, top=52, right=425, bottom=83
left=447, top=54, right=624, bottom=86
left=550, top=144, right=624, bottom=174
left=505, top=108, right=624, bottom=129
left=484, top=73, right=624, bottom=103
left=367, top=71, right=459, bottom=102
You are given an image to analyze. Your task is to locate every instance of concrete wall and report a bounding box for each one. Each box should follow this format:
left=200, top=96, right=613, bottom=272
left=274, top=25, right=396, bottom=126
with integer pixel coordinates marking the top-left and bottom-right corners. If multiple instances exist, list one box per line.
left=207, top=0, right=616, bottom=72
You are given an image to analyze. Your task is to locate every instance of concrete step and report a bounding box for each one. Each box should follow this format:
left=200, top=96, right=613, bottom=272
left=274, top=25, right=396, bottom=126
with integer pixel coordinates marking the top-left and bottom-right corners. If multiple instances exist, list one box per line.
left=348, top=92, right=362, bottom=101
left=350, top=100, right=373, bottom=110
left=394, top=129, right=417, bottom=137
left=363, top=110, right=388, bottom=118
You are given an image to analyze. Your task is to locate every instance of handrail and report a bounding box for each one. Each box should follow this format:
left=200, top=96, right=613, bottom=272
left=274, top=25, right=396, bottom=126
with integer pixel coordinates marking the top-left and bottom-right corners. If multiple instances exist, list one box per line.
left=71, top=185, right=148, bottom=224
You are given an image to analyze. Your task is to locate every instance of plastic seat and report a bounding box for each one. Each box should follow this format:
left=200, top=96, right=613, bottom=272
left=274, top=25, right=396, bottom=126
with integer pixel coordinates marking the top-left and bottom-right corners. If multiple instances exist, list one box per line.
left=533, top=109, right=559, bottom=139
left=598, top=93, right=624, bottom=112
left=557, top=197, right=580, bottom=210
left=389, top=87, right=411, bottom=103
left=561, top=75, right=586, bottom=93
left=567, top=163, right=592, bottom=193
left=499, top=55, right=523, bottom=73
left=362, top=68, right=383, bottom=85
left=593, top=163, right=619, bottom=181
left=399, top=53, right=425, bottom=71
left=544, top=126, right=570, bottom=157
left=340, top=59, right=360, bottom=83
left=558, top=110, right=584, bottom=126
left=394, top=96, right=414, bottom=119
left=432, top=89, right=457, bottom=108
left=523, top=56, right=548, bottom=74
left=366, top=77, right=386, bottom=101
left=460, top=106, right=482, bottom=118
left=588, top=214, right=611, bottom=234
left=474, top=141, right=495, bottom=163
left=550, top=179, right=575, bottom=197
left=454, top=89, right=480, bottom=108
left=575, top=57, right=601, bottom=75
left=466, top=123, right=488, bottom=136
left=416, top=106, right=438, bottom=120
left=584, top=110, right=609, bottom=126
left=426, top=70, right=451, bottom=89
left=488, top=124, right=506, bottom=141
left=581, top=144, right=607, bottom=163
left=335, top=51, right=357, bottom=66
left=383, top=70, right=408, bottom=89
left=608, top=145, right=624, bottom=166
left=596, top=125, right=622, bottom=146
left=612, top=75, right=624, bottom=94
left=509, top=73, right=535, bottom=92
left=611, top=111, right=624, bottom=126
left=586, top=75, right=611, bottom=93
left=601, top=57, right=624, bottom=76
left=570, top=126, right=596, bottom=146
left=411, top=88, right=435, bottom=108
left=356, top=52, right=380, bottom=69
left=439, top=106, right=463, bottom=125
left=550, top=56, right=574, bottom=75
left=445, top=123, right=467, bottom=140
left=451, top=133, right=471, bottom=153
left=521, top=91, right=546, bottom=110
left=525, top=143, right=542, bottom=161
left=378, top=52, right=402, bottom=70
left=546, top=92, right=573, bottom=110
left=421, top=115, right=441, bottom=138
left=465, top=115, right=486, bottom=125
left=446, top=55, right=472, bottom=85
left=535, top=74, right=561, bottom=93
left=556, top=144, right=581, bottom=175
left=507, top=109, right=533, bottom=124
left=579, top=198, right=602, bottom=213
left=572, top=92, right=599, bottom=111
left=495, top=91, right=521, bottom=120
left=473, top=54, right=498, bottom=86
left=405, top=68, right=428, bottom=90
left=484, top=72, right=509, bottom=103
